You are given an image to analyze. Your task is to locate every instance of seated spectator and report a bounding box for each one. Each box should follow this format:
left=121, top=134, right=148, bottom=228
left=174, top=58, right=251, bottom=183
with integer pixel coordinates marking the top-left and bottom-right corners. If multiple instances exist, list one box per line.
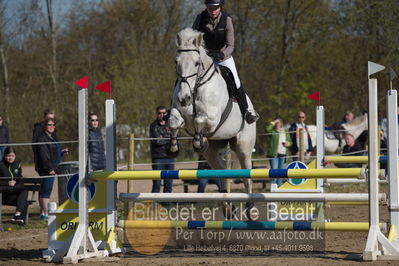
left=197, top=155, right=222, bottom=193
left=0, top=147, right=28, bottom=224
left=335, top=133, right=364, bottom=168
left=340, top=111, right=354, bottom=125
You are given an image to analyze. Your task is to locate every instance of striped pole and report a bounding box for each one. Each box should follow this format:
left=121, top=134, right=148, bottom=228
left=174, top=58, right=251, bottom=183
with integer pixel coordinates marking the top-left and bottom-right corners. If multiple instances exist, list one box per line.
left=119, top=192, right=386, bottom=203
left=91, top=168, right=367, bottom=181
left=119, top=220, right=386, bottom=232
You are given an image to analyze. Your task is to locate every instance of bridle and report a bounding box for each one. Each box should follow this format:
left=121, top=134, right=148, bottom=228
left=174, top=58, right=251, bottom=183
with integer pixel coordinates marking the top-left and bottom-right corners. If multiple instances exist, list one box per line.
left=176, top=48, right=217, bottom=115
left=175, top=48, right=239, bottom=139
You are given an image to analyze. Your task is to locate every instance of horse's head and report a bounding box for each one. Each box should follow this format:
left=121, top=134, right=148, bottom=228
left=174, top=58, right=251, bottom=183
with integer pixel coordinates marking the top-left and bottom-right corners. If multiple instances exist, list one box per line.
left=174, top=28, right=211, bottom=107
left=342, top=113, right=368, bottom=139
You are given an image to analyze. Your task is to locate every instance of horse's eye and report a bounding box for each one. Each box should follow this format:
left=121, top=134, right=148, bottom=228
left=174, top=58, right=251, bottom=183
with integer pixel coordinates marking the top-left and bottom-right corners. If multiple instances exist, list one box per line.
left=195, top=62, right=199, bottom=67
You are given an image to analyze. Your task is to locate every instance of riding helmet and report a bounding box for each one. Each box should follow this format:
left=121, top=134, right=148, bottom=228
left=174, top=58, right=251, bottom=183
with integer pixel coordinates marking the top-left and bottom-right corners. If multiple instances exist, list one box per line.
left=204, top=0, right=224, bottom=6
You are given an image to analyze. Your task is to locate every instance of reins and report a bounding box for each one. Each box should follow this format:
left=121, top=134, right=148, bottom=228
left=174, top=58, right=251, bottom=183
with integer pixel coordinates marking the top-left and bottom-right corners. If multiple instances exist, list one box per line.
left=176, top=48, right=237, bottom=138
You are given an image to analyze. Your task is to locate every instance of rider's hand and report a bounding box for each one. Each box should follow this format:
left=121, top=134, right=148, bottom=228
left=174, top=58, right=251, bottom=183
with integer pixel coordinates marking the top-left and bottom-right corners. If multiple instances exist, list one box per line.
left=208, top=51, right=224, bottom=62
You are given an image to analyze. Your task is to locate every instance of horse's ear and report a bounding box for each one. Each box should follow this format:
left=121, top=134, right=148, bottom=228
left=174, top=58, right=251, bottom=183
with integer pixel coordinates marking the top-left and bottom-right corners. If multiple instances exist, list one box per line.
left=176, top=34, right=182, bottom=47
left=192, top=33, right=203, bottom=48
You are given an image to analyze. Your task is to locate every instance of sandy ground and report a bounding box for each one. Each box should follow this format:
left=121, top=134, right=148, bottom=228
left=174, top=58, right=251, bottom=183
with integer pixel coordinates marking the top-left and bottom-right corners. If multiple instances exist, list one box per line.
left=0, top=163, right=396, bottom=265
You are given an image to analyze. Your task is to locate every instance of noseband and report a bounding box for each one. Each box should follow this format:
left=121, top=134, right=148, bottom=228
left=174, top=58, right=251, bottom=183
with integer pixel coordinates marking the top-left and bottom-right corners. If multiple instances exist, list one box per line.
left=176, top=49, right=217, bottom=109
left=176, top=48, right=233, bottom=139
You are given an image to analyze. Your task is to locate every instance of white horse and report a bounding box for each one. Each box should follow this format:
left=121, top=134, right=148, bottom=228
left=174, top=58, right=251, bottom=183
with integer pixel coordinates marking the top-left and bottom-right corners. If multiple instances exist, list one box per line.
left=168, top=28, right=256, bottom=217
left=307, top=114, right=368, bottom=153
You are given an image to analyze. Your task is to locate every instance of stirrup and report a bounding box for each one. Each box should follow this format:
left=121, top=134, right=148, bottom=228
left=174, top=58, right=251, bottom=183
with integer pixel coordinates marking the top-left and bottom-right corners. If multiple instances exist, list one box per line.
left=244, top=111, right=259, bottom=124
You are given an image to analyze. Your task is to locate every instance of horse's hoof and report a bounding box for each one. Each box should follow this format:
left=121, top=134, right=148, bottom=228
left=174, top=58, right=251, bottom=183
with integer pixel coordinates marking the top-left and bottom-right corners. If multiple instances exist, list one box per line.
left=192, top=138, right=209, bottom=153
left=193, top=138, right=209, bottom=153
left=167, top=144, right=179, bottom=158
left=193, top=139, right=201, bottom=149
left=170, top=145, right=178, bottom=153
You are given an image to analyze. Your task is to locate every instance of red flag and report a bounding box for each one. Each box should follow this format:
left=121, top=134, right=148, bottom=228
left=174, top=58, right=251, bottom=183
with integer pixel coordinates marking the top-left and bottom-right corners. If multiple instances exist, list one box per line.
left=95, top=80, right=111, bottom=94
left=75, top=76, right=88, bottom=88
left=307, top=91, right=320, bottom=105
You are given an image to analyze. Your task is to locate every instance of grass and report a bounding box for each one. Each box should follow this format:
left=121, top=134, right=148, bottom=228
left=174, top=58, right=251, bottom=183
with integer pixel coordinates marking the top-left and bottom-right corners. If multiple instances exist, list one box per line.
left=2, top=206, right=48, bottom=231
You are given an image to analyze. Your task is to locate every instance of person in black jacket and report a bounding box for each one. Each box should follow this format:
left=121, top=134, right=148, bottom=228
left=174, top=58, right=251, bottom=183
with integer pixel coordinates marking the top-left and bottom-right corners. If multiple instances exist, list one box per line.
left=88, top=112, right=106, bottom=171
left=32, top=109, right=57, bottom=174
left=0, top=147, right=28, bottom=224
left=335, top=133, right=364, bottom=168
left=150, top=106, right=174, bottom=194
left=36, top=117, right=67, bottom=220
left=0, top=115, right=9, bottom=159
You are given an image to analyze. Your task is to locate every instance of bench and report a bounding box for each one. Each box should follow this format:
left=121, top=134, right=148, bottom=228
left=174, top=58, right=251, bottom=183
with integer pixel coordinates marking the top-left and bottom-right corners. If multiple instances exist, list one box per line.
left=0, top=178, right=41, bottom=231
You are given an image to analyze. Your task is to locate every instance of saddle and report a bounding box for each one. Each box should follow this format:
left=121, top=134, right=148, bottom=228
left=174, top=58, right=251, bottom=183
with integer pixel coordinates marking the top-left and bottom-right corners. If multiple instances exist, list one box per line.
left=325, top=129, right=338, bottom=140
left=330, top=123, right=346, bottom=140
left=219, top=65, right=237, bottom=99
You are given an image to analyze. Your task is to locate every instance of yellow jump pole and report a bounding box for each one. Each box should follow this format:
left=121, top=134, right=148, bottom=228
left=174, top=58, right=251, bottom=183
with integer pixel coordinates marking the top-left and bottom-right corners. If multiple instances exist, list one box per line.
left=91, top=168, right=367, bottom=181
left=119, top=220, right=385, bottom=232
left=325, top=156, right=389, bottom=164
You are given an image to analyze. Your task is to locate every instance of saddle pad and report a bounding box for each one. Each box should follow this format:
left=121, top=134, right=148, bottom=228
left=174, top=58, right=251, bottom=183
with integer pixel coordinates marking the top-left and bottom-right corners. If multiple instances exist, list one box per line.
left=325, top=129, right=337, bottom=140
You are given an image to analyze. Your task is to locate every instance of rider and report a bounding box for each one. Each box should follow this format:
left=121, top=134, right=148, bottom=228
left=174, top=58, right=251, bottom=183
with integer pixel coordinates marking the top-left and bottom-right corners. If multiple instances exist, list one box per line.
left=192, top=0, right=259, bottom=124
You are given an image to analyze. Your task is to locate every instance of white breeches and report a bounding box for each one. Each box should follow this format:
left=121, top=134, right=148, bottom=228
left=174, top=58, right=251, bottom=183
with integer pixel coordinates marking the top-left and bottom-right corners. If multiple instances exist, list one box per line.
left=217, top=56, right=241, bottom=88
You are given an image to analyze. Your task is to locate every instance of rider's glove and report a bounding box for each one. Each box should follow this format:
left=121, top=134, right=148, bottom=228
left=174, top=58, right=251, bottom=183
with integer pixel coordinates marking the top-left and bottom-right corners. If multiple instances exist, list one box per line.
left=208, top=51, right=224, bottom=62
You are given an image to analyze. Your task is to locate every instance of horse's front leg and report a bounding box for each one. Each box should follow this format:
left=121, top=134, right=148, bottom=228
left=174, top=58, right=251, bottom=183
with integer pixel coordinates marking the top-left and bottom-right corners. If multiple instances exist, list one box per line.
left=192, top=113, right=209, bottom=152
left=167, top=108, right=185, bottom=153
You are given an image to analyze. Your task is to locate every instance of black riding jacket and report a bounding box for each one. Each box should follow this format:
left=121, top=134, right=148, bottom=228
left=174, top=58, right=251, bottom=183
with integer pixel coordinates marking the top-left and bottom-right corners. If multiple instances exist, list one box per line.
left=198, top=10, right=229, bottom=51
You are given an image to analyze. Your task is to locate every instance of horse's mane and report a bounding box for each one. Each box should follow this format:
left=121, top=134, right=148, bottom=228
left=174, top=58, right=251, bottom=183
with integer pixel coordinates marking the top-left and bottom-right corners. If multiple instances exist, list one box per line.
left=177, top=28, right=207, bottom=54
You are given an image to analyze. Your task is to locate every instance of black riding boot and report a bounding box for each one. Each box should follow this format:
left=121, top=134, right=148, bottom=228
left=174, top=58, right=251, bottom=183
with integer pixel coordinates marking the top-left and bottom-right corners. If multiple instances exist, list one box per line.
left=235, top=86, right=259, bottom=124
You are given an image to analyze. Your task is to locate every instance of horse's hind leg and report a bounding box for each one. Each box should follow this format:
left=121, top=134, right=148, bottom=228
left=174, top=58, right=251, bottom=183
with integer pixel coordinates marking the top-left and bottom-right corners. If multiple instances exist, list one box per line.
left=202, top=140, right=228, bottom=191
left=230, top=136, right=256, bottom=220
left=202, top=140, right=237, bottom=219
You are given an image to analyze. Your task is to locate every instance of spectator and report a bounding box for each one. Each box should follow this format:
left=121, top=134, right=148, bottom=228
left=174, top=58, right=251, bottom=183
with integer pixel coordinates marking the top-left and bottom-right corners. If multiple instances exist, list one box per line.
left=380, top=129, right=387, bottom=171
left=32, top=109, right=57, bottom=174
left=266, top=118, right=292, bottom=187
left=197, top=155, right=222, bottom=193
left=150, top=106, right=174, bottom=196
left=0, top=147, right=28, bottom=224
left=289, top=111, right=313, bottom=161
left=380, top=107, right=399, bottom=146
left=88, top=112, right=106, bottom=171
left=335, top=133, right=364, bottom=168
left=340, top=111, right=354, bottom=125
left=35, top=117, right=67, bottom=220
left=0, top=115, right=9, bottom=159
